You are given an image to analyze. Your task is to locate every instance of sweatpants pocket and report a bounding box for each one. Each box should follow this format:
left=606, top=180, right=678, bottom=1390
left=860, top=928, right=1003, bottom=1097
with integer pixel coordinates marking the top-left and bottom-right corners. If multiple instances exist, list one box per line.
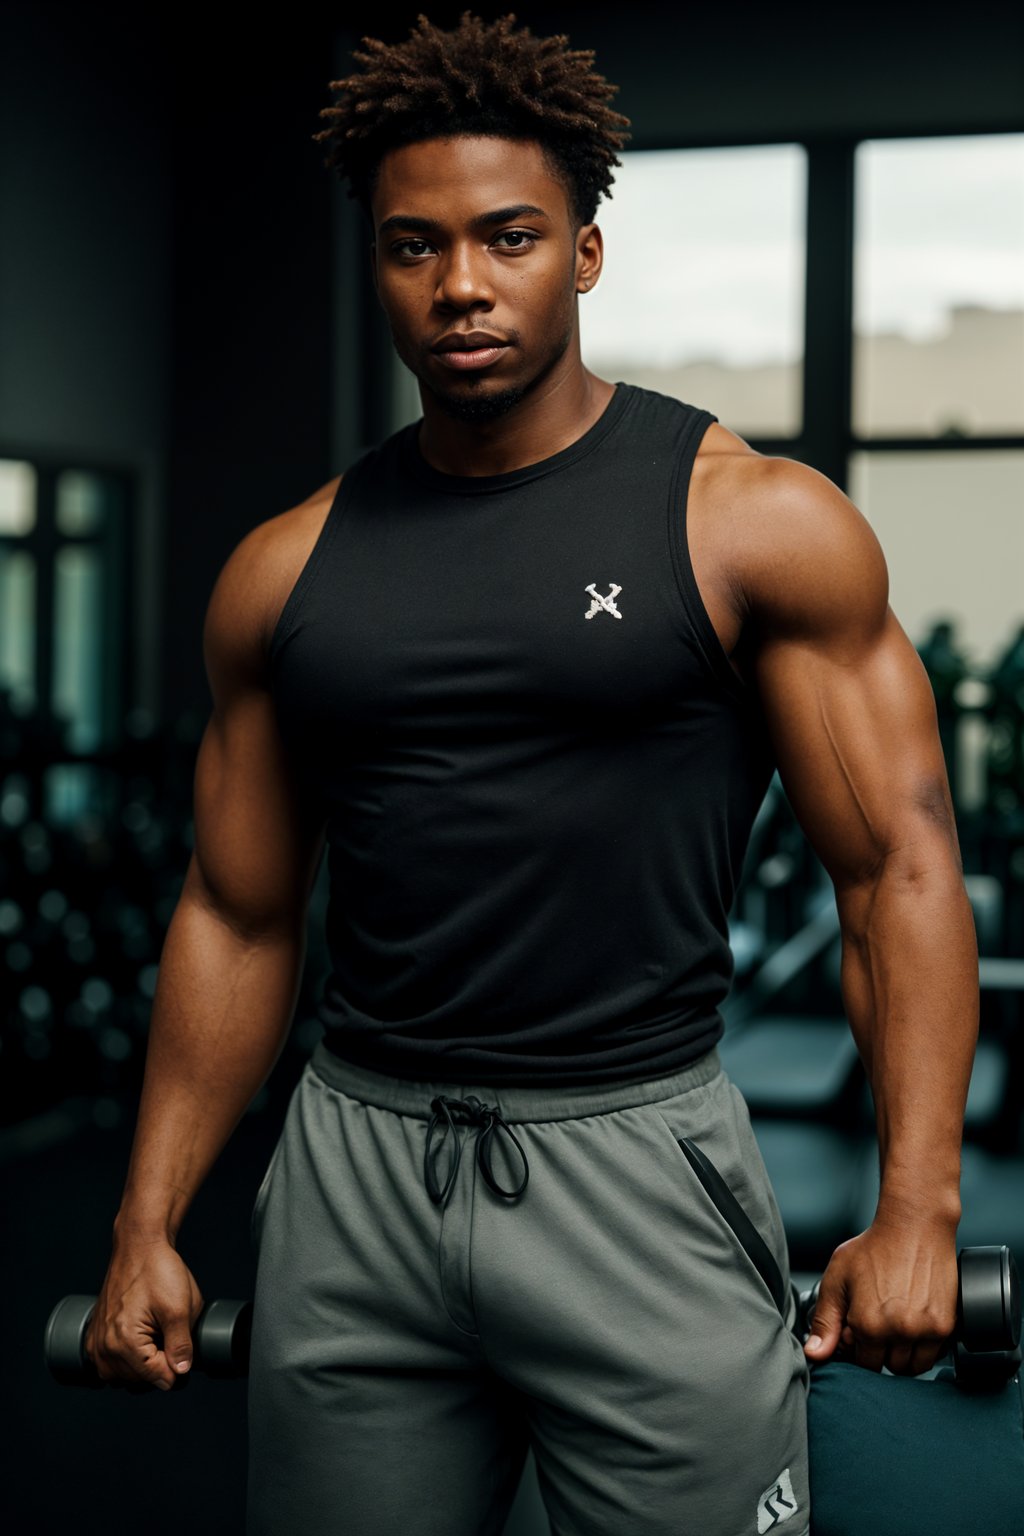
left=672, top=1133, right=789, bottom=1318
left=647, top=1069, right=794, bottom=1324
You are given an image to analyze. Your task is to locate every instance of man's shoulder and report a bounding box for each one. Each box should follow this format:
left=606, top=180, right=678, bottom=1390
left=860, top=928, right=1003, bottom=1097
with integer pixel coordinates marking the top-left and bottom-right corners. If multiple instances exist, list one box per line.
left=696, top=435, right=872, bottom=549
left=204, top=475, right=345, bottom=678
left=255, top=474, right=344, bottom=570
left=692, top=441, right=888, bottom=639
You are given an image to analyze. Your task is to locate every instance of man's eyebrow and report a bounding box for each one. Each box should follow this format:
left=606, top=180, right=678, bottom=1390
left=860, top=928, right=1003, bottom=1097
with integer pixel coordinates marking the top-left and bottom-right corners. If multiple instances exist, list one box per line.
left=377, top=204, right=551, bottom=237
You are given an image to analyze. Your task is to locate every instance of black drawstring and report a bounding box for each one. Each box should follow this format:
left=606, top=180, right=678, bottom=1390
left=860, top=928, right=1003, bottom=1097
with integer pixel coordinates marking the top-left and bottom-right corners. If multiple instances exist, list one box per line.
left=424, top=1093, right=530, bottom=1205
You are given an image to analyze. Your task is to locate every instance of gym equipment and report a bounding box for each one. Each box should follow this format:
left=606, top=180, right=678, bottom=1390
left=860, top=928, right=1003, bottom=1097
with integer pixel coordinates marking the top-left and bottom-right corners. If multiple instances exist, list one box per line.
left=752, top=1119, right=865, bottom=1272
left=986, top=622, right=1024, bottom=815
left=917, top=618, right=970, bottom=810
left=43, top=1294, right=253, bottom=1387
left=795, top=1244, right=1021, bottom=1391
left=716, top=1015, right=861, bottom=1118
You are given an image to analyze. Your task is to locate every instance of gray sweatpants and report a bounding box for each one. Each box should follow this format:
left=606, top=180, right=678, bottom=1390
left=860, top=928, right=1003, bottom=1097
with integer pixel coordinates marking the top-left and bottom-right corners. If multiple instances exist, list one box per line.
left=247, top=1038, right=810, bottom=1536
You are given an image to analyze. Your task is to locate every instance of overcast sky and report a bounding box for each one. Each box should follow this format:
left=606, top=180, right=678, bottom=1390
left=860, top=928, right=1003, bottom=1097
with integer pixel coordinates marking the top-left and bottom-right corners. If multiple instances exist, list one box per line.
left=580, top=134, right=1024, bottom=369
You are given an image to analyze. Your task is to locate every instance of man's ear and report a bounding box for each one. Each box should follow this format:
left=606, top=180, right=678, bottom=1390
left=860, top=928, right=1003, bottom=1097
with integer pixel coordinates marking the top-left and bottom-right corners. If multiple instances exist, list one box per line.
left=369, top=242, right=380, bottom=302
left=575, top=222, right=604, bottom=293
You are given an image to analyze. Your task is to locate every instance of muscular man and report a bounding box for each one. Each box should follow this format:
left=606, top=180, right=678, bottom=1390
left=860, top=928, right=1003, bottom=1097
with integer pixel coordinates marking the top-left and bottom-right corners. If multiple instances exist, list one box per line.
left=87, top=14, right=979, bottom=1535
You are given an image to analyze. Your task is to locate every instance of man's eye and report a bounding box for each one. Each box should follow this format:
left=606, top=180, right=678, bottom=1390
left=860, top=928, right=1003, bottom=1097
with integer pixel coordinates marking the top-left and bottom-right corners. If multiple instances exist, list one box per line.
left=493, top=230, right=536, bottom=249
left=395, top=239, right=433, bottom=257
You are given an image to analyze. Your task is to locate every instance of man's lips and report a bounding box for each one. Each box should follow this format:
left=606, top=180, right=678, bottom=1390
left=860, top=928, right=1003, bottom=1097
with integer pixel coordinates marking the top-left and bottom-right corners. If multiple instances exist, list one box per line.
left=431, top=331, right=511, bottom=372
left=434, top=345, right=508, bottom=371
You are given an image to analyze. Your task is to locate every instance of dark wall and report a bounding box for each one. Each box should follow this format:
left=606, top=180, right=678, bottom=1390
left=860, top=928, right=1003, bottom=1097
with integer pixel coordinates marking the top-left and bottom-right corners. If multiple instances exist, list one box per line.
left=355, top=1, right=1024, bottom=145
left=160, top=19, right=337, bottom=722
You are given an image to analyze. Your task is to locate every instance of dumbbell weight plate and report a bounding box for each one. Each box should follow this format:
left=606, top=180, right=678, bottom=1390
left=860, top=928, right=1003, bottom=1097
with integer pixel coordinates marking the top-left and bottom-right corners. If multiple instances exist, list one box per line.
left=196, top=1297, right=253, bottom=1378
left=956, top=1245, right=1020, bottom=1354
left=44, top=1295, right=103, bottom=1387
left=954, top=1244, right=1021, bottom=1390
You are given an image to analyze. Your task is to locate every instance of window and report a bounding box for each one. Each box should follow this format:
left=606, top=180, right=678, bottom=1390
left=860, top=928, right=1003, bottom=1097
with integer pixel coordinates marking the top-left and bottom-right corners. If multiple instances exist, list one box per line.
left=849, top=450, right=1024, bottom=664
left=850, top=134, right=1024, bottom=675
left=579, top=144, right=808, bottom=439
left=853, top=134, right=1024, bottom=439
left=0, top=458, right=132, bottom=817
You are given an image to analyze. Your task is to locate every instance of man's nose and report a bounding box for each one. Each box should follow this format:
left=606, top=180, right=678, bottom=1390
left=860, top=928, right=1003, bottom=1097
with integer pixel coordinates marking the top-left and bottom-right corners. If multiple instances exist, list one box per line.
left=434, top=244, right=495, bottom=310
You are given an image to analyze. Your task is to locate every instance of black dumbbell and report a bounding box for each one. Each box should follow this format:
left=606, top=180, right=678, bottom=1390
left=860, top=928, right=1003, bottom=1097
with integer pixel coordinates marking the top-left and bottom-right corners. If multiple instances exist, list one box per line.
left=795, top=1244, right=1021, bottom=1390
left=44, top=1294, right=253, bottom=1388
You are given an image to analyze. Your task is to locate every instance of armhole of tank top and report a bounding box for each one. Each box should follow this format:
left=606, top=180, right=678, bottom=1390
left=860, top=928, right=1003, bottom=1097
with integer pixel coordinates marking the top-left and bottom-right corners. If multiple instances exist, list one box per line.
left=667, top=409, right=753, bottom=708
left=267, top=453, right=371, bottom=666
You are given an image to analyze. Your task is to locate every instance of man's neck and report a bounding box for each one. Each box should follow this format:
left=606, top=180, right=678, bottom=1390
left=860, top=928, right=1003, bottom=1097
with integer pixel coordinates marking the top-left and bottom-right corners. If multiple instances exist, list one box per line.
left=416, top=363, right=616, bottom=478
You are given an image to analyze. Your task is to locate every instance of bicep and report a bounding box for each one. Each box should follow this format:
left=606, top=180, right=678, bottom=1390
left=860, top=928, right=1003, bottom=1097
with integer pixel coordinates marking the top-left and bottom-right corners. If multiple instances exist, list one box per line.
left=743, top=465, right=959, bottom=888
left=185, top=531, right=326, bottom=938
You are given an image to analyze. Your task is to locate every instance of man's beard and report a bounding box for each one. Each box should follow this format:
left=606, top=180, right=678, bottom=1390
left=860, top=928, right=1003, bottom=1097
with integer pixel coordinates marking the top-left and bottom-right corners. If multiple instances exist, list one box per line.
left=403, top=314, right=575, bottom=424
left=426, top=380, right=531, bottom=423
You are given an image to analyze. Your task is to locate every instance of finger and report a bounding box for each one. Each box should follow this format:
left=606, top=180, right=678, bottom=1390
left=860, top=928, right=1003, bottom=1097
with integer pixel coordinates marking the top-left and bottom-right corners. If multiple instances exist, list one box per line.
left=834, top=1327, right=863, bottom=1364
left=120, top=1301, right=195, bottom=1391
left=850, top=1334, right=887, bottom=1373
left=137, top=1336, right=178, bottom=1391
left=159, top=1305, right=196, bottom=1380
left=884, top=1340, right=915, bottom=1376
left=98, top=1317, right=172, bottom=1391
left=804, top=1279, right=846, bottom=1363
left=95, top=1352, right=158, bottom=1392
left=907, top=1340, right=946, bottom=1377
left=93, top=1338, right=159, bottom=1390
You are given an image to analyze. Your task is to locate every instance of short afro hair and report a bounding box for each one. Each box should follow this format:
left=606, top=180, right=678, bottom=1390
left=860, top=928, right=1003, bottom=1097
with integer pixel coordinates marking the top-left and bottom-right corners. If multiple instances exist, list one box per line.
left=313, top=10, right=632, bottom=228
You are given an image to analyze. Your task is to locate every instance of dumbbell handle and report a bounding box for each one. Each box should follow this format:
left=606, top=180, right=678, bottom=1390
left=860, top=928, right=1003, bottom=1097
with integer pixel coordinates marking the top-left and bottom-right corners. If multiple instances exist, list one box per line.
left=44, top=1294, right=253, bottom=1387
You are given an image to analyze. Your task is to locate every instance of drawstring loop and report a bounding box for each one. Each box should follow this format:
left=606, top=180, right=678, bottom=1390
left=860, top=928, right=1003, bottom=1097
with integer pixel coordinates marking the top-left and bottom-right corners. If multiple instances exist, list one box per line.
left=423, top=1093, right=530, bottom=1205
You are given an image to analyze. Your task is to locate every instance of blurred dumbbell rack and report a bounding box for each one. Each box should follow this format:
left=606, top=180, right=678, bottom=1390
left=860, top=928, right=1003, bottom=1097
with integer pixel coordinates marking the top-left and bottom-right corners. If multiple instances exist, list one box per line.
left=0, top=688, right=330, bottom=1142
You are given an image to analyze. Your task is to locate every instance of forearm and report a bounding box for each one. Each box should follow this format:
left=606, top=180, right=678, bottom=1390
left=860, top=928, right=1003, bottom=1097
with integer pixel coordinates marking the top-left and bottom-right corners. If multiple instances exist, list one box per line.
left=838, top=846, right=978, bottom=1226
left=114, top=887, right=306, bottom=1246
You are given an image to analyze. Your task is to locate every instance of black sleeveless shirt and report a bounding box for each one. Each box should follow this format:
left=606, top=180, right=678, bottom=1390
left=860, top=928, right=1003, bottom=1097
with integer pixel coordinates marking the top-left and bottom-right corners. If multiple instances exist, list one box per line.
left=269, top=383, right=776, bottom=1085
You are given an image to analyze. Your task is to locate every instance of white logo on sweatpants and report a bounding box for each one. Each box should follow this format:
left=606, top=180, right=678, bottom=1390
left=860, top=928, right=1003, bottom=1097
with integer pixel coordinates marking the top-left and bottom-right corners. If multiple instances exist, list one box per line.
left=757, top=1467, right=798, bottom=1533
left=585, top=583, right=622, bottom=619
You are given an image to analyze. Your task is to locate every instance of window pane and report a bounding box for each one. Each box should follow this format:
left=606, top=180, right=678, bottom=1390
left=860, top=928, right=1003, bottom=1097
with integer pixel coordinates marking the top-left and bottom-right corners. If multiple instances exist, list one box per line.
left=0, top=549, right=36, bottom=708
left=853, top=135, right=1024, bottom=437
left=0, top=460, right=37, bottom=535
left=848, top=449, right=1024, bottom=667
left=56, top=470, right=109, bottom=536
left=52, top=545, right=103, bottom=751
left=580, top=145, right=806, bottom=437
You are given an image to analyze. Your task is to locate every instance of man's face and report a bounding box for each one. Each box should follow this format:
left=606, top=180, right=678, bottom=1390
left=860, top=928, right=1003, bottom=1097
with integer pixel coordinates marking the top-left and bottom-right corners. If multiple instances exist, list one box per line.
left=369, top=135, right=599, bottom=423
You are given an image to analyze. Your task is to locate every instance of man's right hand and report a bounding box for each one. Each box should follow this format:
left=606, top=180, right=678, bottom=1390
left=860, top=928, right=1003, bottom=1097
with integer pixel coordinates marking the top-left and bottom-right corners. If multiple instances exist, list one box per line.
left=84, top=1241, right=204, bottom=1392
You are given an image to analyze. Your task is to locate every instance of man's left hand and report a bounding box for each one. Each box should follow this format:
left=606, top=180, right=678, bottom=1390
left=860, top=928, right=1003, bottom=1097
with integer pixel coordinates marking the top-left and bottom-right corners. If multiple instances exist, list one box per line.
left=802, top=1216, right=959, bottom=1375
